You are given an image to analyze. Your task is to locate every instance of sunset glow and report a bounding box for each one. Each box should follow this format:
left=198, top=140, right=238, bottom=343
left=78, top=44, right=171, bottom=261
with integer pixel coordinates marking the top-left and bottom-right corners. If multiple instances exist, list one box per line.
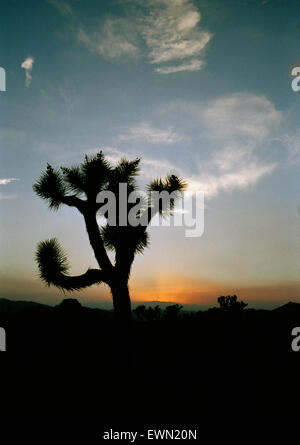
left=0, top=0, right=299, bottom=310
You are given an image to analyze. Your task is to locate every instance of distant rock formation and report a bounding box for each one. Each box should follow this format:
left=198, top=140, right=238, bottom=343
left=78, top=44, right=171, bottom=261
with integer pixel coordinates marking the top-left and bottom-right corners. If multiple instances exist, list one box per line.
left=54, top=298, right=82, bottom=314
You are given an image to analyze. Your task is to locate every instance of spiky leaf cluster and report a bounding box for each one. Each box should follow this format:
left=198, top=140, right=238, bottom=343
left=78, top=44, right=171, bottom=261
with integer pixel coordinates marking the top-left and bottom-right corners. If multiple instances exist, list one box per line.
left=107, top=158, right=140, bottom=196
left=147, top=174, right=187, bottom=215
left=35, top=238, right=69, bottom=286
left=61, top=152, right=111, bottom=198
left=101, top=225, right=149, bottom=255
left=33, top=164, right=67, bottom=210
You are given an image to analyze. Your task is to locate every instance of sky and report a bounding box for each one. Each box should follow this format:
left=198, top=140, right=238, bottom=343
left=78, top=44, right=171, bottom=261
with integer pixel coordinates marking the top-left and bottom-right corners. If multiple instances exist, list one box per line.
left=0, top=0, right=300, bottom=309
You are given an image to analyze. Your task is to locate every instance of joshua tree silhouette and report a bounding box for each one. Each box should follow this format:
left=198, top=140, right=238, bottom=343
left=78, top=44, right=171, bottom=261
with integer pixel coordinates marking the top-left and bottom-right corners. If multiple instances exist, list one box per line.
left=33, top=151, right=186, bottom=321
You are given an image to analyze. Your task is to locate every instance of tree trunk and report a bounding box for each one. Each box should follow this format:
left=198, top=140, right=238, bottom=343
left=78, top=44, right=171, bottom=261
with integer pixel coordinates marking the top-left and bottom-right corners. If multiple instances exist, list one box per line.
left=110, top=281, right=133, bottom=369
left=110, top=281, right=132, bottom=322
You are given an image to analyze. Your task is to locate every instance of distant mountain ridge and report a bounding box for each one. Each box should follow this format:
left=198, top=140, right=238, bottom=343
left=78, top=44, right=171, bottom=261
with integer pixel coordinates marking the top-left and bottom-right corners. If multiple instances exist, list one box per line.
left=0, top=298, right=51, bottom=313
left=0, top=297, right=298, bottom=314
left=272, top=301, right=300, bottom=312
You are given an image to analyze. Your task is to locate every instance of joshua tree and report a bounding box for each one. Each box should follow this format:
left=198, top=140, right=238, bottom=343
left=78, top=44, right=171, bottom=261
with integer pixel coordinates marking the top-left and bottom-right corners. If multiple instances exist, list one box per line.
left=33, top=151, right=186, bottom=321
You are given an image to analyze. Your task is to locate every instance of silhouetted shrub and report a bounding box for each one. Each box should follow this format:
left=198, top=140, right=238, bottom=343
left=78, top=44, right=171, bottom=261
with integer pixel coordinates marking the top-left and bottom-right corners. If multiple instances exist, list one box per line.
left=133, top=305, right=161, bottom=322
left=217, top=295, right=247, bottom=311
left=163, top=304, right=183, bottom=320
left=145, top=305, right=161, bottom=322
left=133, top=305, right=146, bottom=320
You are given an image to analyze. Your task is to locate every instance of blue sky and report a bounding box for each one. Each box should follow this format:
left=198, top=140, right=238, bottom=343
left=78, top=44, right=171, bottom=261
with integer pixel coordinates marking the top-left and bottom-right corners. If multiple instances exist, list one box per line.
left=0, top=0, right=300, bottom=308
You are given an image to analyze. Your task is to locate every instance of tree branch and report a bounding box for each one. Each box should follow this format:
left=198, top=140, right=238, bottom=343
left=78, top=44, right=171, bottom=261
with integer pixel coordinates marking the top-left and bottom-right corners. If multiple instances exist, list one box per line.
left=36, top=238, right=108, bottom=291
left=83, top=212, right=114, bottom=271
left=50, top=268, right=108, bottom=291
left=61, top=195, right=86, bottom=213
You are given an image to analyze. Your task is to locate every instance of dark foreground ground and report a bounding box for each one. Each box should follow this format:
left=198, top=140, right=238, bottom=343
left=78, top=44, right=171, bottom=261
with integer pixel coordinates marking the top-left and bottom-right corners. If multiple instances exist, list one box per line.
left=0, top=298, right=300, bottom=439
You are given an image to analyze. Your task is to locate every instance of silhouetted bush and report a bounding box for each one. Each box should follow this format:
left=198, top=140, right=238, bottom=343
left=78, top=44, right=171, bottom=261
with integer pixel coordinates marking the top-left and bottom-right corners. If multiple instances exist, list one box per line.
left=133, top=305, right=161, bottom=321
left=133, top=305, right=146, bottom=320
left=163, top=304, right=183, bottom=320
left=145, top=305, right=161, bottom=322
left=217, top=295, right=247, bottom=311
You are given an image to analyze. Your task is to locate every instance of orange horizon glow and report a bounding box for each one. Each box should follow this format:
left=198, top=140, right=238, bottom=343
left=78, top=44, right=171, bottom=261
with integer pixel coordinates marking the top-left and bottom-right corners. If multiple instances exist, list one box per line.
left=0, top=272, right=299, bottom=308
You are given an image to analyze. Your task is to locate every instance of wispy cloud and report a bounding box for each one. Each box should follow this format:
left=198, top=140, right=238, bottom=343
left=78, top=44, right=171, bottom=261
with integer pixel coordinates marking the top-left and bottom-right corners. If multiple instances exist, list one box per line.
left=118, top=122, right=184, bottom=145
left=77, top=0, right=212, bottom=74
left=203, top=93, right=281, bottom=141
left=0, top=178, right=19, bottom=199
left=155, top=58, right=205, bottom=74
left=157, top=93, right=282, bottom=198
left=89, top=93, right=282, bottom=199
left=141, top=0, right=212, bottom=74
left=141, top=157, right=181, bottom=180
left=280, top=130, right=300, bottom=163
left=188, top=162, right=276, bottom=198
left=21, top=57, right=34, bottom=87
left=0, top=178, right=19, bottom=185
left=48, top=0, right=73, bottom=16
left=0, top=193, right=17, bottom=200
left=78, top=18, right=139, bottom=59
left=188, top=93, right=281, bottom=197
left=142, top=0, right=212, bottom=74
left=99, top=144, right=275, bottom=197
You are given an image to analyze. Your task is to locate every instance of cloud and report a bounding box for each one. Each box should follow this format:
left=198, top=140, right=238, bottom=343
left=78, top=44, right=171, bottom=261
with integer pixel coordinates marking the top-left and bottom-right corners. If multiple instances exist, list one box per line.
left=48, top=0, right=73, bottom=16
left=0, top=193, right=17, bottom=200
left=158, top=93, right=282, bottom=198
left=0, top=178, right=19, bottom=199
left=99, top=143, right=275, bottom=197
left=0, top=178, right=19, bottom=185
left=141, top=157, right=179, bottom=179
left=119, top=122, right=184, bottom=144
left=188, top=94, right=281, bottom=197
left=77, top=0, right=212, bottom=73
left=187, top=162, right=275, bottom=198
left=21, top=57, right=34, bottom=87
left=90, top=93, right=281, bottom=199
left=155, top=58, right=205, bottom=74
left=141, top=0, right=212, bottom=73
left=203, top=93, right=281, bottom=141
left=78, top=18, right=139, bottom=59
left=280, top=131, right=300, bottom=163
